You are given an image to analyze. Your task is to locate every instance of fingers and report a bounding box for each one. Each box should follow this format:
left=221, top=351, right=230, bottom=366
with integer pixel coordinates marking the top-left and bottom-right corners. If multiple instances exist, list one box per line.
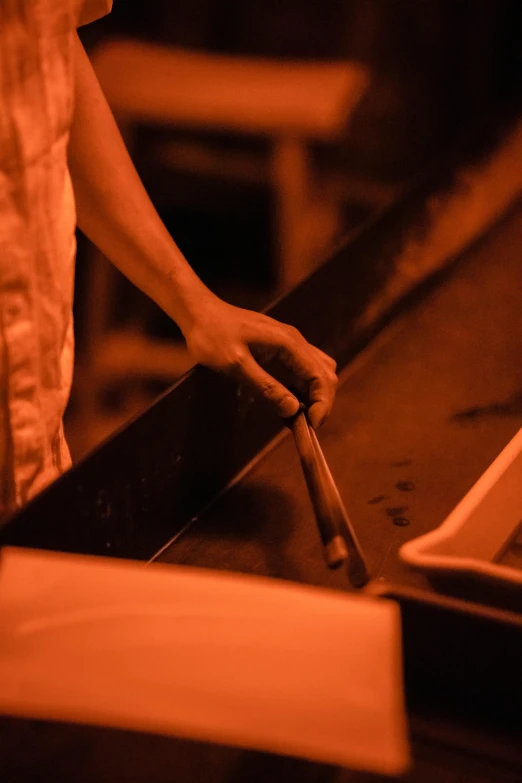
left=271, top=331, right=337, bottom=429
left=232, top=352, right=300, bottom=419
left=312, top=346, right=337, bottom=373
left=230, top=313, right=338, bottom=426
left=307, top=374, right=337, bottom=429
left=308, top=347, right=337, bottom=427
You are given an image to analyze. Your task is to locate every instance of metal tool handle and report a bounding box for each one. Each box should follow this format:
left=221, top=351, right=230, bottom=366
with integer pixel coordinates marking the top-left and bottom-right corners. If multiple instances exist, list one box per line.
left=289, top=411, right=348, bottom=569
left=308, top=427, right=370, bottom=587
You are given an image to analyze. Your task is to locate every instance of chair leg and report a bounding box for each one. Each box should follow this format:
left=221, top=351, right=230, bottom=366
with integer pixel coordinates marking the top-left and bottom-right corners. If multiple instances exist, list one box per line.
left=272, top=137, right=311, bottom=291
left=272, top=138, right=341, bottom=291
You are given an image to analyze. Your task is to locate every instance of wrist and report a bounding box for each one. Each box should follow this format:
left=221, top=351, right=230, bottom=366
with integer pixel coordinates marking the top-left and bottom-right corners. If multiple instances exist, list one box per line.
left=158, top=266, right=220, bottom=339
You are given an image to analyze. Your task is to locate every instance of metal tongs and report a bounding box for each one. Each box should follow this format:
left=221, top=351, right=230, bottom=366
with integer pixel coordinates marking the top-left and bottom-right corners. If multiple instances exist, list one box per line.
left=287, top=407, right=370, bottom=587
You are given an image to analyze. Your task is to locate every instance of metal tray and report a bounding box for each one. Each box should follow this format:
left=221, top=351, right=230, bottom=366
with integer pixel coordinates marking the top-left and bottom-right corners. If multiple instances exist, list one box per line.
left=400, top=426, right=522, bottom=611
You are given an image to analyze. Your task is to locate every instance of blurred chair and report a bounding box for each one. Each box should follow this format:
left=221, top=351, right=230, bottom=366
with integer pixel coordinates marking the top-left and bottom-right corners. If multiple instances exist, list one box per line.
left=75, top=38, right=369, bottom=451
left=92, top=38, right=368, bottom=285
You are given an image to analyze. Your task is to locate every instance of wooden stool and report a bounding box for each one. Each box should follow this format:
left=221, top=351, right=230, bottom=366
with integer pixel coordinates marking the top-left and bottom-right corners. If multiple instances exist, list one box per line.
left=92, top=37, right=368, bottom=287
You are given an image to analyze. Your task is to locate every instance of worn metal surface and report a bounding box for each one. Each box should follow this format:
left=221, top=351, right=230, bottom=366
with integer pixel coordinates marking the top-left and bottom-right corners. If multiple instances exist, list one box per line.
left=158, top=200, right=522, bottom=600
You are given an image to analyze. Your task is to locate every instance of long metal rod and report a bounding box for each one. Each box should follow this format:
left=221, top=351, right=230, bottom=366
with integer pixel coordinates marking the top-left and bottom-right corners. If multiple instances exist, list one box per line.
left=308, top=426, right=370, bottom=587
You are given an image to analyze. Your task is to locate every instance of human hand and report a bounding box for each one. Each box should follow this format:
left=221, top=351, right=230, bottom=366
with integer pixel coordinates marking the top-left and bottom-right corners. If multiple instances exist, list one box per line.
left=183, top=297, right=337, bottom=428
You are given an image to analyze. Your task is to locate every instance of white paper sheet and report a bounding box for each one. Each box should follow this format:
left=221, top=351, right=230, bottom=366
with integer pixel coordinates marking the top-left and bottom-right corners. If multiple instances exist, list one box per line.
left=0, top=547, right=410, bottom=776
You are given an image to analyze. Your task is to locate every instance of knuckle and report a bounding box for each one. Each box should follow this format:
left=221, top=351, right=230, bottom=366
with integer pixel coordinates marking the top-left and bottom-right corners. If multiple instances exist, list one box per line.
left=317, top=368, right=330, bottom=383
left=260, top=379, right=278, bottom=398
left=311, top=369, right=336, bottom=396
left=227, top=349, right=247, bottom=370
left=320, top=365, right=337, bottom=383
left=284, top=324, right=302, bottom=342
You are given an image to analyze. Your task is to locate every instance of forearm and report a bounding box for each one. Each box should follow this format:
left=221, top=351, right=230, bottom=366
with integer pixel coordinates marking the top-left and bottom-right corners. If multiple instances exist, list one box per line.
left=67, top=37, right=337, bottom=425
left=68, top=33, right=213, bottom=334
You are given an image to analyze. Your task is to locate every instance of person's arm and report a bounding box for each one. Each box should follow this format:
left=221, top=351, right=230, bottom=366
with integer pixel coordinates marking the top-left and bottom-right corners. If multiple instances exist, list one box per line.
left=68, top=34, right=337, bottom=427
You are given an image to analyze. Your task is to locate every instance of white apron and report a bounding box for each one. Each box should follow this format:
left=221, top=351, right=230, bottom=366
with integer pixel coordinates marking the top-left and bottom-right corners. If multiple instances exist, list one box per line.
left=0, top=0, right=112, bottom=515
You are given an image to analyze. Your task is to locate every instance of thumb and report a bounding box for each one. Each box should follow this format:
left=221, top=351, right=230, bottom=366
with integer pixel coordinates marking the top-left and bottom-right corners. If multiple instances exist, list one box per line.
left=238, top=354, right=299, bottom=418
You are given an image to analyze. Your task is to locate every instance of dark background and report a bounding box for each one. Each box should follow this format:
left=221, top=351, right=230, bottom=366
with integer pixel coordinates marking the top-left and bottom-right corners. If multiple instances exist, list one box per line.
left=69, top=0, right=522, bottom=456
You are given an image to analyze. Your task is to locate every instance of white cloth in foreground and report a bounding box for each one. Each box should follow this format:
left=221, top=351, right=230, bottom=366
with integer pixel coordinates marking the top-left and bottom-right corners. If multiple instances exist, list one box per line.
left=0, top=548, right=410, bottom=776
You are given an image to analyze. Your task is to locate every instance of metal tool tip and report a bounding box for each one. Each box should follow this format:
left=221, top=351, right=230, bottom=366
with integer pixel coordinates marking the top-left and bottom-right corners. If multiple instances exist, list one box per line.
left=325, top=535, right=349, bottom=569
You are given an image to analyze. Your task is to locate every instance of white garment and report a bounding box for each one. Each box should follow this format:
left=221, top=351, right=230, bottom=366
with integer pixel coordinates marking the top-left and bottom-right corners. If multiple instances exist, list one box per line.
left=0, top=0, right=112, bottom=515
